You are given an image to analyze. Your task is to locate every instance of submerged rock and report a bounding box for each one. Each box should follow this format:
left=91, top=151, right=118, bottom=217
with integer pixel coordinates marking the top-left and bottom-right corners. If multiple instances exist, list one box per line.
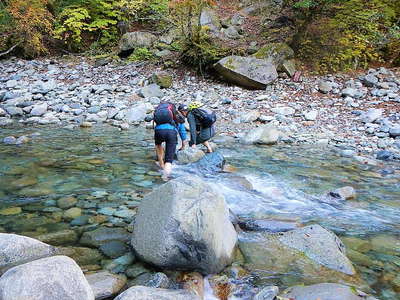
left=280, top=283, right=378, bottom=300
left=131, top=176, right=237, bottom=274
left=240, top=225, right=358, bottom=286
left=80, top=227, right=130, bottom=248
left=214, top=56, right=278, bottom=89
left=188, top=152, right=225, bottom=174
left=0, top=256, right=94, bottom=300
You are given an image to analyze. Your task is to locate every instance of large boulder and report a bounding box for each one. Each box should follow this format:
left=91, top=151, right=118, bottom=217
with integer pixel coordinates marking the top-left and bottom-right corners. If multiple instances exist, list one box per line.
left=131, top=176, right=237, bottom=274
left=280, top=283, right=378, bottom=300
left=0, top=233, right=56, bottom=273
left=239, top=225, right=359, bottom=286
left=214, top=56, right=278, bottom=89
left=253, top=43, right=295, bottom=66
left=86, top=271, right=127, bottom=300
left=114, top=286, right=200, bottom=300
left=119, top=31, right=157, bottom=52
left=240, top=125, right=281, bottom=145
left=0, top=256, right=94, bottom=300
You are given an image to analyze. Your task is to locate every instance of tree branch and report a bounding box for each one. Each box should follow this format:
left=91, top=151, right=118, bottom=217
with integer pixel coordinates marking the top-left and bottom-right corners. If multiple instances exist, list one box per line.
left=0, top=42, right=21, bottom=57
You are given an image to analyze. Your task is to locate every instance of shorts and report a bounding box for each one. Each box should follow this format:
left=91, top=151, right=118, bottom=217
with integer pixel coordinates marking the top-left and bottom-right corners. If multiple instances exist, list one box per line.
left=154, top=129, right=177, bottom=163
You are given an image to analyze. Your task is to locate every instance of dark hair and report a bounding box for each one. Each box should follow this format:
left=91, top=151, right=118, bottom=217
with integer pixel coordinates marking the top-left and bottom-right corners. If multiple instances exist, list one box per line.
left=178, top=104, right=188, bottom=112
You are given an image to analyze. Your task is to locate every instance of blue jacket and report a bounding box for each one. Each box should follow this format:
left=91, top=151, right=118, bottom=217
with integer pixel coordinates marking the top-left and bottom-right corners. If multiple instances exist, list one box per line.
left=155, top=123, right=187, bottom=141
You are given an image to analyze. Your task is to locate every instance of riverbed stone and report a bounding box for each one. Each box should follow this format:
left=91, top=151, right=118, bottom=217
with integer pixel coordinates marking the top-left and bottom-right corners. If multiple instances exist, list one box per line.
left=0, top=233, right=56, bottom=273
left=370, top=234, right=400, bottom=255
left=280, top=283, right=378, bottom=300
left=318, top=81, right=333, bottom=94
left=114, top=286, right=200, bottom=300
left=35, top=229, right=78, bottom=246
left=330, top=186, right=357, bottom=200
left=177, top=147, right=205, bottom=164
left=138, top=84, right=164, bottom=98
left=80, top=227, right=130, bottom=248
left=389, top=126, right=400, bottom=137
left=241, top=125, right=281, bottom=145
left=30, top=103, right=48, bottom=116
left=0, top=256, right=94, bottom=300
left=57, top=196, right=78, bottom=209
left=361, top=108, right=383, bottom=123
left=86, top=271, right=127, bottom=300
left=63, top=207, right=82, bottom=220
left=56, top=246, right=103, bottom=265
left=100, top=241, right=128, bottom=258
left=254, top=286, right=279, bottom=300
left=0, top=207, right=22, bottom=215
left=214, top=56, right=278, bottom=89
left=131, top=176, right=237, bottom=274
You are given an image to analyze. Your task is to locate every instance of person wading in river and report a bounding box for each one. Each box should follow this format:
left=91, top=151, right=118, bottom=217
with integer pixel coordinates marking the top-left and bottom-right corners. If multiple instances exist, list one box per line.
left=178, top=102, right=216, bottom=153
left=153, top=102, right=187, bottom=179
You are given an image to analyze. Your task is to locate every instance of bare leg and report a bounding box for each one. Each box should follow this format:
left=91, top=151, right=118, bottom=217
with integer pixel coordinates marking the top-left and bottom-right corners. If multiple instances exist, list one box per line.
left=203, top=141, right=213, bottom=153
left=155, top=144, right=165, bottom=169
left=164, top=162, right=172, bottom=177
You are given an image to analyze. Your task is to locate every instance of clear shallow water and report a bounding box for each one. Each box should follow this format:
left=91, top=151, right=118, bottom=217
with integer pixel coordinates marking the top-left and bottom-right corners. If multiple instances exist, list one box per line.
left=0, top=125, right=399, bottom=299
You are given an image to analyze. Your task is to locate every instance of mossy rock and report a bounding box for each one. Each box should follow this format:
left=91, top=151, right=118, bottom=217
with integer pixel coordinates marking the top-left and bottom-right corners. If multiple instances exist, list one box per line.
left=149, top=73, right=173, bottom=88
left=252, top=42, right=294, bottom=66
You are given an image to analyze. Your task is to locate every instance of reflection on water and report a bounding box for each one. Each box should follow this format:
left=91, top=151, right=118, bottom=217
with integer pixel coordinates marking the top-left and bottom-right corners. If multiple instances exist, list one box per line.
left=0, top=125, right=399, bottom=299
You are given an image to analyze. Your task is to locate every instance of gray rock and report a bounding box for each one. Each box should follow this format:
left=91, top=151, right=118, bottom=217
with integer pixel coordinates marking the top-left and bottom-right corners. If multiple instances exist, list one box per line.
left=241, top=125, right=281, bottom=145
left=30, top=103, right=48, bottom=116
left=131, top=176, right=237, bottom=274
left=0, top=118, right=13, bottom=126
left=80, top=227, right=130, bottom=248
left=376, top=150, right=393, bottom=161
left=0, top=107, right=6, bottom=116
left=5, top=106, right=23, bottom=116
left=254, top=286, right=279, bottom=300
left=114, top=286, right=200, bottom=300
left=271, top=106, right=295, bottom=115
left=0, top=256, right=94, bottom=300
left=329, top=186, right=356, bottom=200
left=129, top=272, right=171, bottom=289
left=222, top=26, right=241, bottom=39
left=241, top=111, right=261, bottom=123
left=341, top=87, right=362, bottom=98
left=86, top=271, right=127, bottom=300
left=318, top=81, right=333, bottom=94
left=214, top=56, right=278, bottom=89
left=177, top=148, right=205, bottom=164
left=361, top=108, right=383, bottom=123
left=138, top=84, right=164, bottom=98
left=200, top=7, right=221, bottom=32
left=124, top=102, right=151, bottom=123
left=304, top=110, right=318, bottom=121
left=0, top=233, right=56, bottom=273
left=35, top=230, right=78, bottom=246
left=389, top=126, right=400, bottom=137
left=3, top=136, right=16, bottom=144
left=119, top=31, right=157, bottom=52
left=281, top=283, right=378, bottom=300
left=361, top=74, right=379, bottom=87
left=278, top=59, right=296, bottom=77
left=6, top=80, right=18, bottom=89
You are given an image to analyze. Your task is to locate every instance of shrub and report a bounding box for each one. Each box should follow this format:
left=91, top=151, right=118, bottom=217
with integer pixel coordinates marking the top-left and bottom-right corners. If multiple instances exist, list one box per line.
left=128, top=47, right=154, bottom=61
left=4, top=0, right=54, bottom=58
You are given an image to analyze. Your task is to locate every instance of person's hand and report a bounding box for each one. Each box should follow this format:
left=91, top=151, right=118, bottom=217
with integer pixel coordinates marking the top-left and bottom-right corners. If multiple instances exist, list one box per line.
left=191, top=144, right=196, bottom=149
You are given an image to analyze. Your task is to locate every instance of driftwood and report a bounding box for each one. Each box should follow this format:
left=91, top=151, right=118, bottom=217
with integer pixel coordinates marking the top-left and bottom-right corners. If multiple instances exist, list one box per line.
left=0, top=42, right=21, bottom=57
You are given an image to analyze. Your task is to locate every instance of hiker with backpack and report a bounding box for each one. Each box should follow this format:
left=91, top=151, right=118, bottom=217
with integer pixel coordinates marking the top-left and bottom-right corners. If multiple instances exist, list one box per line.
left=153, top=102, right=187, bottom=179
left=178, top=102, right=216, bottom=153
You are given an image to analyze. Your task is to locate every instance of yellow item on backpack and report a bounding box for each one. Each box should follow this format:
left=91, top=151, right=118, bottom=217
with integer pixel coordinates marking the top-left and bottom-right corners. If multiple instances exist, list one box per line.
left=188, top=101, right=203, bottom=110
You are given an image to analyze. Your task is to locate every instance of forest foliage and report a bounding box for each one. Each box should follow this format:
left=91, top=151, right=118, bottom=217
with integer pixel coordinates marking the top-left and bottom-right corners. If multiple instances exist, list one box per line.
left=0, top=0, right=399, bottom=72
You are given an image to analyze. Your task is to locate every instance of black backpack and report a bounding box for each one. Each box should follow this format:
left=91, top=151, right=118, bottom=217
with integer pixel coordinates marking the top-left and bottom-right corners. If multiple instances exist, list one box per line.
left=154, top=102, right=176, bottom=125
left=192, top=108, right=217, bottom=128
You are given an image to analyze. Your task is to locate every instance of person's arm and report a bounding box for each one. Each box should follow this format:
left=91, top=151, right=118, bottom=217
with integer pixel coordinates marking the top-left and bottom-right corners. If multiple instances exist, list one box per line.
left=187, top=112, right=197, bottom=147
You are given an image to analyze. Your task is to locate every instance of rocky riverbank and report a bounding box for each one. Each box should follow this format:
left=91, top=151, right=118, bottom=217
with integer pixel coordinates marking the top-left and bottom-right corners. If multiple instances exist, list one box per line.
left=1, top=57, right=400, bottom=163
